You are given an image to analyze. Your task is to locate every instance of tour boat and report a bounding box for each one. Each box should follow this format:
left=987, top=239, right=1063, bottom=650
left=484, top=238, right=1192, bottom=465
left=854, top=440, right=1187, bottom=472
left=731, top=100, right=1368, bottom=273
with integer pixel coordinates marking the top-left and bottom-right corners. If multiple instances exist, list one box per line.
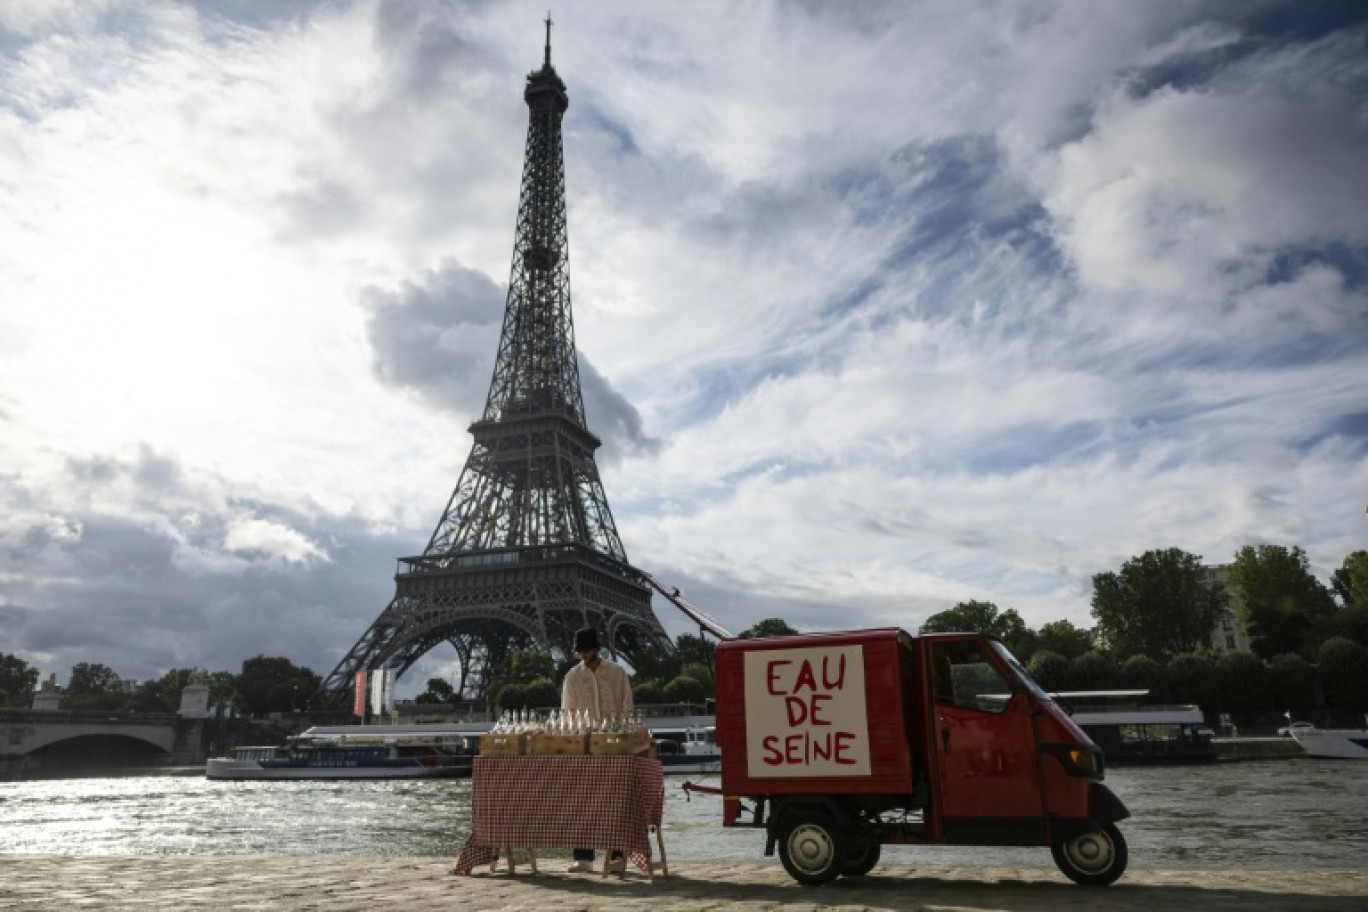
left=1291, top=726, right=1368, bottom=760
left=649, top=721, right=721, bottom=774
left=1061, top=691, right=1218, bottom=764
left=205, top=724, right=481, bottom=780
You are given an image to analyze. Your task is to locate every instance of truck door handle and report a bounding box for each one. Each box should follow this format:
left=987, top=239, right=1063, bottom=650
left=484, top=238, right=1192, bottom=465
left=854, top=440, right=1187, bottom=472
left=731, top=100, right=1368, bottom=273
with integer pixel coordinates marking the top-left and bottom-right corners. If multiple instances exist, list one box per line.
left=941, top=727, right=950, bottom=753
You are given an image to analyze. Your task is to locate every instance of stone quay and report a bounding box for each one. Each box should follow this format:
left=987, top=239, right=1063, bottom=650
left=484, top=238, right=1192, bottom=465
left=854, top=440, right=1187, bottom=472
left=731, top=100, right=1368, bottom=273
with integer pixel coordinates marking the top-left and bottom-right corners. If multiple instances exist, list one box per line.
left=2, top=855, right=1366, bottom=911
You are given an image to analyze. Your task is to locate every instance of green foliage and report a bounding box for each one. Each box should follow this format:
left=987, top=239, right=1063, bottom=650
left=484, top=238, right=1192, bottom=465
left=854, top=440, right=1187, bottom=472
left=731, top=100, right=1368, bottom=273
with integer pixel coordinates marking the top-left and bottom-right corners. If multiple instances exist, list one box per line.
left=1090, top=548, right=1224, bottom=661
left=739, top=618, right=799, bottom=639
left=496, top=677, right=559, bottom=711
left=663, top=674, right=708, bottom=704
left=415, top=677, right=455, bottom=705
left=1027, top=650, right=1069, bottom=692
left=680, top=661, right=715, bottom=689
left=1119, top=655, right=1166, bottom=700
left=237, top=656, right=321, bottom=715
left=1226, top=544, right=1336, bottom=658
left=1267, top=653, right=1319, bottom=715
left=922, top=601, right=1036, bottom=659
left=125, top=669, right=200, bottom=714
left=1068, top=651, right=1117, bottom=691
left=1036, top=620, right=1093, bottom=660
left=486, top=650, right=557, bottom=709
left=1165, top=651, right=1220, bottom=709
left=633, top=679, right=664, bottom=704
left=1331, top=551, right=1368, bottom=610
left=1316, top=637, right=1368, bottom=709
left=64, top=662, right=127, bottom=711
left=0, top=653, right=39, bottom=708
left=1215, top=651, right=1269, bottom=713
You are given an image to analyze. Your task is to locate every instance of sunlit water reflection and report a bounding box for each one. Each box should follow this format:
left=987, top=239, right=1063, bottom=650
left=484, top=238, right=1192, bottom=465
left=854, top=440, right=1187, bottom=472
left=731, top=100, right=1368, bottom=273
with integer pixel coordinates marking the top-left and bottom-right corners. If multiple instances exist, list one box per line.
left=1, top=761, right=1364, bottom=868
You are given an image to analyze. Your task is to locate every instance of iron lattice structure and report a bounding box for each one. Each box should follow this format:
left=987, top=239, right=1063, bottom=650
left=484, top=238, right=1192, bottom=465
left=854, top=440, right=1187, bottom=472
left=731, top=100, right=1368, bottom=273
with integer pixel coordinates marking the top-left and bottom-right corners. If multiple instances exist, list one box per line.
left=322, top=26, right=671, bottom=703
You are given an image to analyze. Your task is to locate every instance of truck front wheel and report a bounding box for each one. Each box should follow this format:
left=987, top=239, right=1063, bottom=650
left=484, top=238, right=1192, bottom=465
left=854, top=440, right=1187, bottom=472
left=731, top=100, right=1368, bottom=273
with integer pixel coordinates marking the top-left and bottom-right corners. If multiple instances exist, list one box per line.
left=1051, top=823, right=1128, bottom=886
left=777, top=809, right=848, bottom=886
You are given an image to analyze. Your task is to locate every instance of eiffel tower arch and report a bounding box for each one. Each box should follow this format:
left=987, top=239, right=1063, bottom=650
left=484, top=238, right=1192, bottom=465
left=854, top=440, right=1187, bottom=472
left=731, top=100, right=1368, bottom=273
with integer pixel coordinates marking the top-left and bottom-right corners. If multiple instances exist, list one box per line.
left=322, top=22, right=671, bottom=703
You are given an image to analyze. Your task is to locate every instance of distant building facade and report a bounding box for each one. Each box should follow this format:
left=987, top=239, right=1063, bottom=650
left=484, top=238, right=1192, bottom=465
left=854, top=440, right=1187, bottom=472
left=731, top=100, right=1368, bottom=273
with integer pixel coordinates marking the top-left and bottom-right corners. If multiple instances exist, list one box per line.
left=1202, top=564, right=1253, bottom=654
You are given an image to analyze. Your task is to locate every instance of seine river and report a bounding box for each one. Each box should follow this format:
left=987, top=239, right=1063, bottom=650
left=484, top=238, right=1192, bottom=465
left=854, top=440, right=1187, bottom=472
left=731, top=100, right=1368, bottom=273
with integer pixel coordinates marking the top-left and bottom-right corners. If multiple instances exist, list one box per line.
left=2, top=760, right=1365, bottom=869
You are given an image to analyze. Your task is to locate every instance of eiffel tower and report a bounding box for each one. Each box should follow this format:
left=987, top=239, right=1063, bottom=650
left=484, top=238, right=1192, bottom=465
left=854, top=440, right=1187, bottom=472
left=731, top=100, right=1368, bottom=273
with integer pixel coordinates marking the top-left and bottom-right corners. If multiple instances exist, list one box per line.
left=322, top=20, right=671, bottom=703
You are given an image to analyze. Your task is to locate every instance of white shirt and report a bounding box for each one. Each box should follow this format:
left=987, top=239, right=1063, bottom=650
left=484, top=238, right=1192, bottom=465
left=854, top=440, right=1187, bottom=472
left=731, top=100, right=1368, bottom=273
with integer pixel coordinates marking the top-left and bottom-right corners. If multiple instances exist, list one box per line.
left=561, top=658, right=633, bottom=720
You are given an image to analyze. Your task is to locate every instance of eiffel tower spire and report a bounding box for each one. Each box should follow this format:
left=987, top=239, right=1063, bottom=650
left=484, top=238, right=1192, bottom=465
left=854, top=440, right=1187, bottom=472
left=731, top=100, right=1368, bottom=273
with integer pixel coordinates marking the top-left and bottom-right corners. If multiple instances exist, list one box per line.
left=321, top=24, right=670, bottom=704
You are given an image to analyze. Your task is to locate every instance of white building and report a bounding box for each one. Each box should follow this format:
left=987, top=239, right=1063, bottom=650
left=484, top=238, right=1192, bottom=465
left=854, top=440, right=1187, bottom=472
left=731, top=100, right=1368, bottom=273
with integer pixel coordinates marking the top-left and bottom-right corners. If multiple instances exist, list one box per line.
left=1202, top=564, right=1253, bottom=654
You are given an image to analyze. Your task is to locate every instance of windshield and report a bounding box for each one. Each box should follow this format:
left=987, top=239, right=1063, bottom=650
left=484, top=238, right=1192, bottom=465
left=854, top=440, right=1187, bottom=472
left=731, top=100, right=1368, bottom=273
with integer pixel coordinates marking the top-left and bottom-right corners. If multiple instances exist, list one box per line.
left=990, top=640, right=1052, bottom=703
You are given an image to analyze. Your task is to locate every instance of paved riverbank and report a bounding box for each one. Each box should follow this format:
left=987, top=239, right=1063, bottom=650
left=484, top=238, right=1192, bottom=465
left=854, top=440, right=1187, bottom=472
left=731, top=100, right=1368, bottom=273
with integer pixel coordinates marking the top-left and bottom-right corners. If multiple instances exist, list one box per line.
left=1, top=855, right=1365, bottom=911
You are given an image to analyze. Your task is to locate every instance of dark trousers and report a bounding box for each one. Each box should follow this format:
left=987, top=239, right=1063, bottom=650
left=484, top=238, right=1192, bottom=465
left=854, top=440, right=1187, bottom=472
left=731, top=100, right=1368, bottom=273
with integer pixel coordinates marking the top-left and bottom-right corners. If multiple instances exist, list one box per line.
left=573, top=848, right=622, bottom=862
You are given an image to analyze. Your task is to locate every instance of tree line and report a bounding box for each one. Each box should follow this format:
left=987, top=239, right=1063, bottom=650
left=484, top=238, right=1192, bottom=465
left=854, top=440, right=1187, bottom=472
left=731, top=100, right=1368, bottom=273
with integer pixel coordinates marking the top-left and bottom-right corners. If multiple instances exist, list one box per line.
left=0, top=654, right=321, bottom=717
left=920, top=546, right=1368, bottom=715
left=8, top=545, right=1364, bottom=719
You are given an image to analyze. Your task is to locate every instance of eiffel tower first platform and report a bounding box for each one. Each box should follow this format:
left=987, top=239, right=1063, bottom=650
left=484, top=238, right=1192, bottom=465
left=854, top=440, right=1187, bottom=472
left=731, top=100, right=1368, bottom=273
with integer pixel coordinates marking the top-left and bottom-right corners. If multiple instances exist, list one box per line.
left=322, top=23, right=671, bottom=703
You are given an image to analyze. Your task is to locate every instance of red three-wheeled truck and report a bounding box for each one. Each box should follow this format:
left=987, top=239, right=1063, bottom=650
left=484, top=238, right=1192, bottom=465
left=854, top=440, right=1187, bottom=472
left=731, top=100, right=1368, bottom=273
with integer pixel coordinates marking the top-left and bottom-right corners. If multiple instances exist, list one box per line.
left=694, top=627, right=1130, bottom=886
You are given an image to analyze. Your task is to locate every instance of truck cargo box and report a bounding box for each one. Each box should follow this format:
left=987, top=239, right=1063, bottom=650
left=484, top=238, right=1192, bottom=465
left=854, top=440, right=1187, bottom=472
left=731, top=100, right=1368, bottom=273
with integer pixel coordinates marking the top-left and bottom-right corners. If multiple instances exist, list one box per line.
left=716, top=627, right=923, bottom=798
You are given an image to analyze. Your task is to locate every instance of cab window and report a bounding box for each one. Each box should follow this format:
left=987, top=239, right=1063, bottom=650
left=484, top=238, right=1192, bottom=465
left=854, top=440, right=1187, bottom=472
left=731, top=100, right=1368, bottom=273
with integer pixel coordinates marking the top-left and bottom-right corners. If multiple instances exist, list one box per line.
left=933, top=642, right=1014, bottom=714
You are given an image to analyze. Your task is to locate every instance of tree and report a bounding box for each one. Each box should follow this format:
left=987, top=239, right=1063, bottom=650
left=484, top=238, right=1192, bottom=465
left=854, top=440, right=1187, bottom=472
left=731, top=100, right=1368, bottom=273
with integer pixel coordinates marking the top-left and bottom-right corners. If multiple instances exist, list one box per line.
left=1226, top=545, right=1336, bottom=658
left=633, top=679, right=664, bottom=704
left=496, top=677, right=558, bottom=711
left=663, top=674, right=708, bottom=704
left=1090, top=548, right=1224, bottom=661
left=739, top=618, right=798, bottom=639
left=1214, top=651, right=1269, bottom=713
left=64, top=662, right=127, bottom=711
left=1317, top=637, right=1368, bottom=710
left=1165, top=651, right=1220, bottom=709
left=1321, top=551, right=1368, bottom=647
left=126, top=669, right=200, bottom=714
left=1037, top=620, right=1094, bottom=660
left=1331, top=551, right=1368, bottom=609
left=1069, top=651, right=1118, bottom=691
left=1027, top=650, right=1069, bottom=692
left=921, top=601, right=1036, bottom=658
left=487, top=651, right=557, bottom=709
left=1119, top=655, right=1166, bottom=700
left=415, top=677, right=456, bottom=705
left=1267, top=653, right=1318, bottom=715
left=237, top=656, right=321, bottom=716
left=0, top=653, right=39, bottom=708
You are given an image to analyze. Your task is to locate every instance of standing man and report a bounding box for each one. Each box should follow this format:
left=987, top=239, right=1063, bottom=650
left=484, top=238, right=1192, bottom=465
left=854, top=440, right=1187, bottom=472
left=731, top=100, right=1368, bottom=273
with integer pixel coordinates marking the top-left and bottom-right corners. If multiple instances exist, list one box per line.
left=561, top=626, right=633, bottom=872
left=561, top=626, right=634, bottom=722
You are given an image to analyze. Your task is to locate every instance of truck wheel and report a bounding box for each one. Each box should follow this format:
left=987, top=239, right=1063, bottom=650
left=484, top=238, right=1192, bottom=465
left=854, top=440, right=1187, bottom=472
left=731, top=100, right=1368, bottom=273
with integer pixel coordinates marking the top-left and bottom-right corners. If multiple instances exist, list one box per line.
left=842, top=839, right=881, bottom=877
left=1051, top=823, right=1128, bottom=886
left=777, top=809, right=848, bottom=886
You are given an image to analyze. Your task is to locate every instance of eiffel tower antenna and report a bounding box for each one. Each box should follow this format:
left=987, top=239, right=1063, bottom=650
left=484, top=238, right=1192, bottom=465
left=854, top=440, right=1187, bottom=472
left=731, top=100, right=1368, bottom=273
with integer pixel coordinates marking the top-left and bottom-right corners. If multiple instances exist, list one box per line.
left=321, top=22, right=671, bottom=705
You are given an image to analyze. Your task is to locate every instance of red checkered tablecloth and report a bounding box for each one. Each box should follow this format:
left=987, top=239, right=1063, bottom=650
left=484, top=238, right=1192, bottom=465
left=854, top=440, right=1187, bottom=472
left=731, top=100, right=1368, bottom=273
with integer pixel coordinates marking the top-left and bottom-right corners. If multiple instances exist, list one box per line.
left=450, top=755, right=665, bottom=875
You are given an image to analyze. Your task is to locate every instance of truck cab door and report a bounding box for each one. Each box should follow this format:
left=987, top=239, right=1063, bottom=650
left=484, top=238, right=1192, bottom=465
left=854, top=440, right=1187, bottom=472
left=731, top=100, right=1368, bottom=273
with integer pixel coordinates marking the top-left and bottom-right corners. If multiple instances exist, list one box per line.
left=929, top=639, right=1047, bottom=846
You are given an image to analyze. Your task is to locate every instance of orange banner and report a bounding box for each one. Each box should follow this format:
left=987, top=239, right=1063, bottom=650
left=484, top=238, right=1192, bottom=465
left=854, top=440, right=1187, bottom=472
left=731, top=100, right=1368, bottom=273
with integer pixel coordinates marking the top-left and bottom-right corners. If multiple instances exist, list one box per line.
left=353, top=670, right=368, bottom=718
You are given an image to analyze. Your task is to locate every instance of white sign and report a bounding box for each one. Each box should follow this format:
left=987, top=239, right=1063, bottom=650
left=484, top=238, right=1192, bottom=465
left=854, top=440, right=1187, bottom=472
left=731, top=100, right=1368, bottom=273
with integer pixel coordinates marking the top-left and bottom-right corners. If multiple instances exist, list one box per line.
left=744, top=644, right=871, bottom=778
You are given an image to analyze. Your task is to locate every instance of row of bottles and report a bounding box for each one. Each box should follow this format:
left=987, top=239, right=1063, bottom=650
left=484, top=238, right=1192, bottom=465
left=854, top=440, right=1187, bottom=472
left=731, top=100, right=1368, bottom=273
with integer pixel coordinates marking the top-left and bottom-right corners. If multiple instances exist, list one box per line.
left=489, top=708, right=646, bottom=735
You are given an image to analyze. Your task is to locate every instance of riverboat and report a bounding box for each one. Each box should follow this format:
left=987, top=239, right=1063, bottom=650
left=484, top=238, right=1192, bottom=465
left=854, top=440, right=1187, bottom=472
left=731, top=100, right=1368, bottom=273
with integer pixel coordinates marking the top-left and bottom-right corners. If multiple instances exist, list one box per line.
left=650, top=719, right=721, bottom=774
left=1291, top=726, right=1368, bottom=760
left=206, top=724, right=481, bottom=780
left=1063, top=691, right=1218, bottom=765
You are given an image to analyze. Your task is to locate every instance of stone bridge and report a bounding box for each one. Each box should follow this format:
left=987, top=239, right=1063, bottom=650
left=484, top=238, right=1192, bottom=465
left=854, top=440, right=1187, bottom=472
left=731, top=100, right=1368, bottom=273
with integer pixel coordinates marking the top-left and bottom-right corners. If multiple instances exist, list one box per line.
left=0, top=711, right=207, bottom=778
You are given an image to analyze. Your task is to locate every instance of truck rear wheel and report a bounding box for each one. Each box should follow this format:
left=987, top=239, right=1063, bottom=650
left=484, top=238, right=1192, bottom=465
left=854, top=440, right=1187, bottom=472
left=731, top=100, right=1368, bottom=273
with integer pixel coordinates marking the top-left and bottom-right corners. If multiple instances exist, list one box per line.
left=842, top=838, right=881, bottom=877
left=1051, top=823, right=1127, bottom=886
left=777, top=808, right=848, bottom=886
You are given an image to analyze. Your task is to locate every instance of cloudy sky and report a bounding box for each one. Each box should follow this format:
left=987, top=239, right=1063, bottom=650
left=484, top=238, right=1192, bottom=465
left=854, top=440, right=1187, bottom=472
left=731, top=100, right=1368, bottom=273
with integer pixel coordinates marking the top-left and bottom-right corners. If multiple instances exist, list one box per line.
left=2, top=0, right=1366, bottom=696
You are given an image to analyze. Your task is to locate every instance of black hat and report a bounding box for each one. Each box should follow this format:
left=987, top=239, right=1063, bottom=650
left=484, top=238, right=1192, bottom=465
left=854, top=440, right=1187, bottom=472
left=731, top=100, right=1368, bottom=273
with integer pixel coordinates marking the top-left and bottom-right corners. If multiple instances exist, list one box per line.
left=574, top=627, right=600, bottom=652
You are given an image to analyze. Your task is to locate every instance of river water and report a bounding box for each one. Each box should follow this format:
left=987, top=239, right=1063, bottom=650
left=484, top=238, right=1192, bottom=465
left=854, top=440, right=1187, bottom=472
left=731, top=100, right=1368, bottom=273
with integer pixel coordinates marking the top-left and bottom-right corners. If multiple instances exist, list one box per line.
left=1, top=760, right=1365, bottom=869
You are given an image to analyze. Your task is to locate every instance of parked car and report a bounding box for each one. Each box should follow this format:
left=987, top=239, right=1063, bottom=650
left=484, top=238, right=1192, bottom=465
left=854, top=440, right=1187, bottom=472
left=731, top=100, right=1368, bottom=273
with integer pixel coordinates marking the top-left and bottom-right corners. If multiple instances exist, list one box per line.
left=1277, top=721, right=1314, bottom=737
